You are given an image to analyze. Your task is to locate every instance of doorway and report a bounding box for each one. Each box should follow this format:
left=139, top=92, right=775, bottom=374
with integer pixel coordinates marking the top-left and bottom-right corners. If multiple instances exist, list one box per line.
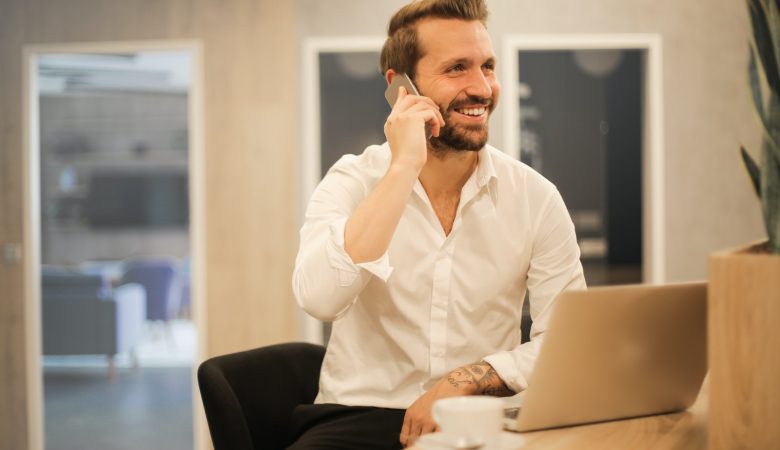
left=501, top=35, right=666, bottom=285
left=24, top=42, right=206, bottom=450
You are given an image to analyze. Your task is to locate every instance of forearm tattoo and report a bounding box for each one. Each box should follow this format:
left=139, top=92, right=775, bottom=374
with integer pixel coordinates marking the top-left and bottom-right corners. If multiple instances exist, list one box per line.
left=446, top=361, right=514, bottom=397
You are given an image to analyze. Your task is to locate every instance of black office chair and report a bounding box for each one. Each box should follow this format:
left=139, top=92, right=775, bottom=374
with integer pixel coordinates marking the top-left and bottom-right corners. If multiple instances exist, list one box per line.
left=197, top=342, right=326, bottom=450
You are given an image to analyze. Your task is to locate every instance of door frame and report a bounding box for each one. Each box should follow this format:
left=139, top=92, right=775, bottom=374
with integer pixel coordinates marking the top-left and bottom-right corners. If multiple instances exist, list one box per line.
left=22, top=40, right=208, bottom=450
left=501, top=34, right=665, bottom=283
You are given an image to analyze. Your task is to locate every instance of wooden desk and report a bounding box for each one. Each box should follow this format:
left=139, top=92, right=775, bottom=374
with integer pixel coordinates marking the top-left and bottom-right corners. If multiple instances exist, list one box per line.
left=414, top=378, right=708, bottom=450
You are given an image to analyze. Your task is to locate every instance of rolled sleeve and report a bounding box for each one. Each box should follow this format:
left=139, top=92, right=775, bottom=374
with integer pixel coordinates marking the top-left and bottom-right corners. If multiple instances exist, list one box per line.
left=326, top=217, right=393, bottom=285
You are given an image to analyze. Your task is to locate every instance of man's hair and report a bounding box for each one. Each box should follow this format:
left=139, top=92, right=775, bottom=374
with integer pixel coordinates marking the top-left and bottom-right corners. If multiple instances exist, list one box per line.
left=380, top=0, right=489, bottom=80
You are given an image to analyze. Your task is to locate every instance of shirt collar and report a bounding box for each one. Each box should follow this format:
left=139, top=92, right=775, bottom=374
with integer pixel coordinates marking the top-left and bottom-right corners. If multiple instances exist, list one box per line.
left=475, top=145, right=498, bottom=189
left=408, top=144, right=499, bottom=202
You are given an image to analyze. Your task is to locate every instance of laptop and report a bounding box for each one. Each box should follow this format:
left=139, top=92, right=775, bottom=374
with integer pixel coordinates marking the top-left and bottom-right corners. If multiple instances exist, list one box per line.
left=503, top=281, right=707, bottom=432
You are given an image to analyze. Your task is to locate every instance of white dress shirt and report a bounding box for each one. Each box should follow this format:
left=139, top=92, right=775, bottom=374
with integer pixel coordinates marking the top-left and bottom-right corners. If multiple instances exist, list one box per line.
left=293, top=143, right=586, bottom=409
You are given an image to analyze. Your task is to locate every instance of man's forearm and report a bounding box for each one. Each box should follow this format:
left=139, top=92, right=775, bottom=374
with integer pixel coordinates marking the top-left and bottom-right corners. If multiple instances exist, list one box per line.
left=344, top=163, right=419, bottom=263
left=446, top=361, right=514, bottom=397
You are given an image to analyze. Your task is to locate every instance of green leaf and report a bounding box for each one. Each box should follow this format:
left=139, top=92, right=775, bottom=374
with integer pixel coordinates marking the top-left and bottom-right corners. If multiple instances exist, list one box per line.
left=748, top=45, right=780, bottom=156
left=760, top=140, right=780, bottom=252
left=765, top=94, right=780, bottom=163
left=748, top=0, right=780, bottom=93
left=769, top=0, right=780, bottom=83
left=741, top=146, right=762, bottom=197
left=749, top=45, right=766, bottom=119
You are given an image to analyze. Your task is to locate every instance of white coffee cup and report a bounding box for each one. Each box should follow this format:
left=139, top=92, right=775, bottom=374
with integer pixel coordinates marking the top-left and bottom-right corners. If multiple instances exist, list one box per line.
left=432, top=396, right=504, bottom=447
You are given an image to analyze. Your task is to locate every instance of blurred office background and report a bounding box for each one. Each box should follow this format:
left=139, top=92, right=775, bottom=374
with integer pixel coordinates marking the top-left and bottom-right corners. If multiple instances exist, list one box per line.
left=0, top=0, right=764, bottom=449
left=37, top=51, right=195, bottom=450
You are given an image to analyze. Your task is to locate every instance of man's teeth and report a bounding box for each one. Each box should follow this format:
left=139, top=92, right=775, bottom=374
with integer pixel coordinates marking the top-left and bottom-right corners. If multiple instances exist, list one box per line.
left=457, top=107, right=486, bottom=116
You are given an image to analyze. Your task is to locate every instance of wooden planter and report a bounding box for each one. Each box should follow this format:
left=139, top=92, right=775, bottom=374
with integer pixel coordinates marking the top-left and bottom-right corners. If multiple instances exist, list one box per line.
left=709, top=241, right=780, bottom=450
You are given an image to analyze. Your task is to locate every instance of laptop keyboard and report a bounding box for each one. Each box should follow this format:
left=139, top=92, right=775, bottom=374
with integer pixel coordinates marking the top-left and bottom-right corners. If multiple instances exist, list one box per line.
left=504, top=407, right=521, bottom=420
left=502, top=393, right=525, bottom=432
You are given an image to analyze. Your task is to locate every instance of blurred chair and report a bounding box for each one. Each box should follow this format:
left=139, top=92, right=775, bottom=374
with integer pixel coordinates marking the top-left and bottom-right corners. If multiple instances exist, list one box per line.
left=178, top=282, right=191, bottom=319
left=198, top=342, right=326, bottom=450
left=41, top=268, right=146, bottom=377
left=178, top=256, right=192, bottom=319
left=121, top=258, right=181, bottom=324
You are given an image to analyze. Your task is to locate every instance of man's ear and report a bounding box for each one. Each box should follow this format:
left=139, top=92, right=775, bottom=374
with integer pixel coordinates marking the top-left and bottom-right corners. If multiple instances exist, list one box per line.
left=385, top=69, right=397, bottom=86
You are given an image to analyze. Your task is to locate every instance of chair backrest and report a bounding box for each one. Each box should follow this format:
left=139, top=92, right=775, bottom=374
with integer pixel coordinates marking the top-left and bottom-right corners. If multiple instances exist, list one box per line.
left=121, top=259, right=179, bottom=321
left=197, top=342, right=325, bottom=450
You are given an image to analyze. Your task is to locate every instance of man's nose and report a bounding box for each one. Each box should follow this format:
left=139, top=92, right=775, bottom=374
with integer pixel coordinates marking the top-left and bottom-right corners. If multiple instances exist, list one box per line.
left=465, top=70, right=493, bottom=99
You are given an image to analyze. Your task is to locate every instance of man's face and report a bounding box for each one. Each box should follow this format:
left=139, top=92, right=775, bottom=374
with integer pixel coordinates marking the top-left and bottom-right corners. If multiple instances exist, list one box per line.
left=413, top=18, right=500, bottom=152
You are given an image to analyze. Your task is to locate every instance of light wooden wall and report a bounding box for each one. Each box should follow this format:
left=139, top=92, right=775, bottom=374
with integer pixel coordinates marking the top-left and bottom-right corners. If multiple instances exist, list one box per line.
left=0, top=0, right=300, bottom=448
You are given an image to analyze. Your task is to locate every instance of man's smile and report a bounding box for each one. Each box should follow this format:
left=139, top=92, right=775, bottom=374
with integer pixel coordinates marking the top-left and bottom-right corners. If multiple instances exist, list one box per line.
left=455, top=106, right=487, bottom=116
left=454, top=106, right=488, bottom=119
left=446, top=97, right=493, bottom=124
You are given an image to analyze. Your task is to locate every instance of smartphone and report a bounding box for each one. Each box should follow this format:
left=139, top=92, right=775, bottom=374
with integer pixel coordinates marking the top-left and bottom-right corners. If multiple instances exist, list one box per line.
left=384, top=73, right=432, bottom=139
left=384, top=72, right=420, bottom=106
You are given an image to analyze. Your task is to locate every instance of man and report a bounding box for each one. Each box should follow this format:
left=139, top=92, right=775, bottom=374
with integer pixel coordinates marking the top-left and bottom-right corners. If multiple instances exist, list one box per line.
left=291, top=0, right=586, bottom=448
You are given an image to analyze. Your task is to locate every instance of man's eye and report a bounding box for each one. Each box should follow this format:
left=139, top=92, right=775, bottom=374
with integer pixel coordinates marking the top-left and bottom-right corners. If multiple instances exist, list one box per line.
left=449, top=64, right=465, bottom=72
left=482, top=63, right=495, bottom=72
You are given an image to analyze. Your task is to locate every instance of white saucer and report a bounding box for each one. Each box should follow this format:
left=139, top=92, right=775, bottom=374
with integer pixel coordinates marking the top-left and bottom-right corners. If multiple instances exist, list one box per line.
left=416, top=431, right=526, bottom=450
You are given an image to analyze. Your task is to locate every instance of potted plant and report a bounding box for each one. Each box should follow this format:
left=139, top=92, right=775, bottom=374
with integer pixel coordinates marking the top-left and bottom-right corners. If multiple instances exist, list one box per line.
left=709, top=0, right=780, bottom=448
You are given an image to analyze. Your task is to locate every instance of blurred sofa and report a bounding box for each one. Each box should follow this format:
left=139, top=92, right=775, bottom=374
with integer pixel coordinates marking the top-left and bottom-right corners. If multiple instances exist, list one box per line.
left=41, top=268, right=146, bottom=365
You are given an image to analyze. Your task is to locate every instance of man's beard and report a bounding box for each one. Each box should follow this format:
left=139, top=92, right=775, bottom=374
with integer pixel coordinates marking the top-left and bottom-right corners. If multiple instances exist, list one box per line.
left=429, top=96, right=493, bottom=153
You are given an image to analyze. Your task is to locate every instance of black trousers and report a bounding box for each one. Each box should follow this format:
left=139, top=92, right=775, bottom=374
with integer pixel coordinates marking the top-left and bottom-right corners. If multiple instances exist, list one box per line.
left=286, top=403, right=406, bottom=450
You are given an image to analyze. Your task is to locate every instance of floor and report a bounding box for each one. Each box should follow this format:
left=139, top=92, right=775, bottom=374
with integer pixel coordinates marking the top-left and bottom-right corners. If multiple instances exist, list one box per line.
left=43, top=320, right=195, bottom=450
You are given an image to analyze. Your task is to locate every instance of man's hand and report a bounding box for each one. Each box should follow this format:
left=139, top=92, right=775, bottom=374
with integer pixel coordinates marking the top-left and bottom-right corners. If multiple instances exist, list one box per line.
left=399, top=361, right=514, bottom=448
left=384, top=86, right=445, bottom=174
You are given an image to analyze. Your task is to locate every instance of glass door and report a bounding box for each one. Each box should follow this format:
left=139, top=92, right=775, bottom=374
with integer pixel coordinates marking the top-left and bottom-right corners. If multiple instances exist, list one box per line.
left=36, top=50, right=196, bottom=450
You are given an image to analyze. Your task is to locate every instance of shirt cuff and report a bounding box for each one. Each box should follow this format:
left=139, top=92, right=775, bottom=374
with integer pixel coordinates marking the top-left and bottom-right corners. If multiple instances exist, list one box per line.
left=483, top=351, right=527, bottom=393
left=326, top=217, right=393, bottom=286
